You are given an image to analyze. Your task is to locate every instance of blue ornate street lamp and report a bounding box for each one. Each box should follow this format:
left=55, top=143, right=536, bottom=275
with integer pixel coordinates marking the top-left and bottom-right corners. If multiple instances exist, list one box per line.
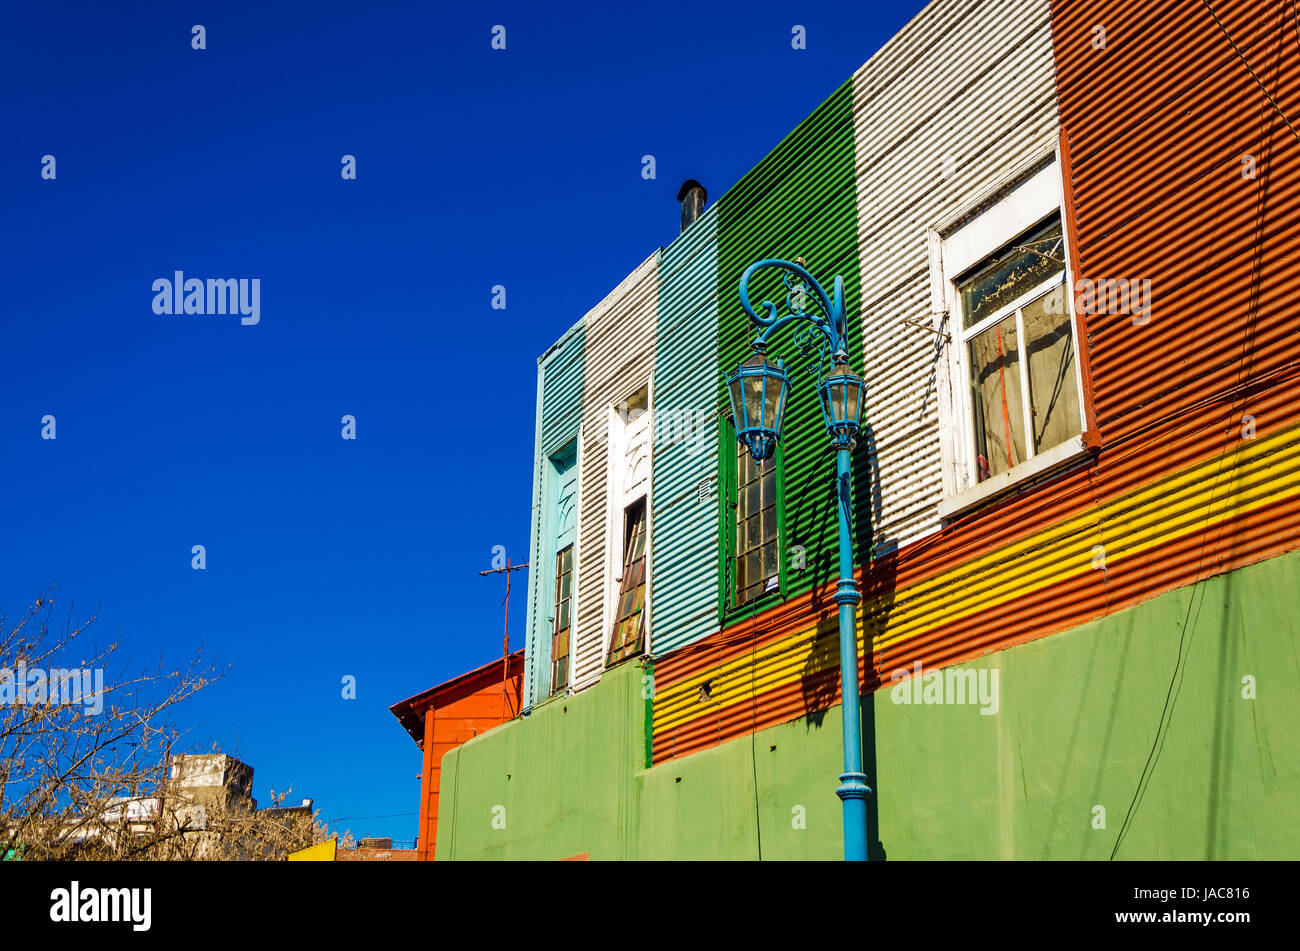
left=725, top=257, right=870, bottom=862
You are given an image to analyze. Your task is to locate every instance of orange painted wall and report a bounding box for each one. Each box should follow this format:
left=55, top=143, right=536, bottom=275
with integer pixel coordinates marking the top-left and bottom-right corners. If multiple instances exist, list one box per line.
left=413, top=654, right=523, bottom=861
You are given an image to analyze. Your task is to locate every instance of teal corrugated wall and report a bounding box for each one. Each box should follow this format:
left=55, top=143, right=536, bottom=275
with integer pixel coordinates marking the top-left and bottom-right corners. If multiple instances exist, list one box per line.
left=650, top=206, right=720, bottom=656
left=524, top=322, right=585, bottom=708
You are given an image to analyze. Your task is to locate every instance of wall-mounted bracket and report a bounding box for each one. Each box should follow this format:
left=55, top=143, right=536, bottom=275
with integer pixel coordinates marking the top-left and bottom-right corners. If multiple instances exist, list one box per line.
left=901, top=312, right=951, bottom=343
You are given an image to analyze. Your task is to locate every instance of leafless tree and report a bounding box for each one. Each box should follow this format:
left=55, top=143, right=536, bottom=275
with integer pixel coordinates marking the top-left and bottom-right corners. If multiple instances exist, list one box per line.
left=0, top=591, right=345, bottom=860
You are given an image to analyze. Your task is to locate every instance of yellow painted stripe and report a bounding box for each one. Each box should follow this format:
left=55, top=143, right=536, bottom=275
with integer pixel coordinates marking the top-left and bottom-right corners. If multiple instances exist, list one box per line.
left=654, top=424, right=1300, bottom=734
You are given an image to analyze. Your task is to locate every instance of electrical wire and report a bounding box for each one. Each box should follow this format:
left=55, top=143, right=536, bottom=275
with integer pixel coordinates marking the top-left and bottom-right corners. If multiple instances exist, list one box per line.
left=1110, top=2, right=1282, bottom=858
left=1201, top=0, right=1300, bottom=145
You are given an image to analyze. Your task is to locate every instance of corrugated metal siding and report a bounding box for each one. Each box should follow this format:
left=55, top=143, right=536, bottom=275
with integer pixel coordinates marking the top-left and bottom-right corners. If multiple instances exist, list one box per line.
left=1053, top=0, right=1300, bottom=447
left=572, top=253, right=661, bottom=692
left=850, top=0, right=1060, bottom=550
left=524, top=323, right=585, bottom=708
left=651, top=206, right=720, bottom=656
left=420, top=653, right=525, bottom=860
left=715, top=79, right=864, bottom=610
left=540, top=323, right=587, bottom=456
left=651, top=0, right=1300, bottom=763
left=653, top=417, right=1300, bottom=761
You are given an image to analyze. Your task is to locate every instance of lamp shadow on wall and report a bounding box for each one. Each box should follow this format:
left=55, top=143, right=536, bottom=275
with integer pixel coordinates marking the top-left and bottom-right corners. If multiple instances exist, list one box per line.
left=794, top=423, right=892, bottom=860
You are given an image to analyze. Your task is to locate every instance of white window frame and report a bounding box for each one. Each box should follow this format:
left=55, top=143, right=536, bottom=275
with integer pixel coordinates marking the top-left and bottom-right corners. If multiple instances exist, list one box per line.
left=601, top=379, right=653, bottom=659
left=930, top=153, right=1090, bottom=519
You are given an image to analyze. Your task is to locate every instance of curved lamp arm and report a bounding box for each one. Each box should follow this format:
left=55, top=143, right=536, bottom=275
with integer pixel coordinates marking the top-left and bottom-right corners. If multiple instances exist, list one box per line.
left=738, top=258, right=847, bottom=358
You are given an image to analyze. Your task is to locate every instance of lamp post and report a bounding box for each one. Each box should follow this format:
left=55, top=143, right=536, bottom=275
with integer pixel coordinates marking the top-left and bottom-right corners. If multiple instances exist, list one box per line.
left=725, top=257, right=869, bottom=862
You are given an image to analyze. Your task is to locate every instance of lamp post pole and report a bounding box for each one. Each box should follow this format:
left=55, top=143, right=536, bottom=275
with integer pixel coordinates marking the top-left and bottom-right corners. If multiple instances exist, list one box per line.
left=727, top=257, right=870, bottom=861
left=832, top=429, right=870, bottom=862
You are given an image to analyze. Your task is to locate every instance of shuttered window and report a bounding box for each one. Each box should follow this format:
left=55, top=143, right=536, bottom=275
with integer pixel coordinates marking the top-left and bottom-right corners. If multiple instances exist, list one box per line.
left=607, top=498, right=647, bottom=665
left=550, top=544, right=573, bottom=695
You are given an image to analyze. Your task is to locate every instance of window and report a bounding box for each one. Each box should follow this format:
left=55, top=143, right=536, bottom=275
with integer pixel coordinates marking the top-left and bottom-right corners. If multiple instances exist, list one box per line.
left=617, top=386, right=649, bottom=425
left=607, top=498, right=646, bottom=665
left=539, top=441, right=577, bottom=701
left=958, top=216, right=1080, bottom=482
left=734, top=436, right=779, bottom=605
left=933, top=156, right=1090, bottom=511
left=551, top=544, right=573, bottom=695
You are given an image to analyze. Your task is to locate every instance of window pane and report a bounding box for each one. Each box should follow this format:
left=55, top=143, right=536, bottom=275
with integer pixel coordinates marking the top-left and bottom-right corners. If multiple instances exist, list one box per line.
left=969, top=314, right=1027, bottom=481
left=621, top=386, right=648, bottom=421
left=763, top=379, right=782, bottom=431
left=959, top=219, right=1064, bottom=329
left=734, top=421, right=780, bottom=606
left=744, top=376, right=764, bottom=425
left=1022, top=286, right=1082, bottom=455
left=762, top=543, right=778, bottom=580
left=609, top=500, right=648, bottom=663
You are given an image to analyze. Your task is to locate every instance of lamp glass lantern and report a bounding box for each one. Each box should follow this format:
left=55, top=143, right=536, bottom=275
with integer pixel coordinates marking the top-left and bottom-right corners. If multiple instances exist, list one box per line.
left=816, top=360, right=863, bottom=442
left=726, top=351, right=789, bottom=462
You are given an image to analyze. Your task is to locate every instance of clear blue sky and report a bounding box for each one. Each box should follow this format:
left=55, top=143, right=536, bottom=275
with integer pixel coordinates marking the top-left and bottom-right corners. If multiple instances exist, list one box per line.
left=1, top=0, right=922, bottom=844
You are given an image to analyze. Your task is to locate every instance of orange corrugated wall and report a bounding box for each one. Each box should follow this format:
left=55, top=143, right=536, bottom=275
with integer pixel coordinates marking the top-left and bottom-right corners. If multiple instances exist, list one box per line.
left=651, top=0, right=1300, bottom=764
left=417, top=666, right=522, bottom=860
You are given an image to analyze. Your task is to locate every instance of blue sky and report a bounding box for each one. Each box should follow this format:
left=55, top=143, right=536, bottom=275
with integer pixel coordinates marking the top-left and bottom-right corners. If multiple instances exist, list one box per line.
left=1, top=0, right=921, bottom=844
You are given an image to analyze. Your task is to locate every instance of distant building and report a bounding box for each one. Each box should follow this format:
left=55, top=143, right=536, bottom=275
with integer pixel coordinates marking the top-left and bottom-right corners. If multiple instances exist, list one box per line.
left=336, top=837, right=418, bottom=862
left=32, top=753, right=318, bottom=859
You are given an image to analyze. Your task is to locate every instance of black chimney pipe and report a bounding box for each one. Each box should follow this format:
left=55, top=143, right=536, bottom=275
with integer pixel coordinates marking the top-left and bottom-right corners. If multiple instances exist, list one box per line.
left=677, top=180, right=707, bottom=233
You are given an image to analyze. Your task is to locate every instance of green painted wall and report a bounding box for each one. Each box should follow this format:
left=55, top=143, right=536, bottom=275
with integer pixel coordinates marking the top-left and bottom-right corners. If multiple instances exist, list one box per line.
left=436, top=660, right=649, bottom=860
left=437, top=550, right=1300, bottom=859
left=714, top=78, right=867, bottom=622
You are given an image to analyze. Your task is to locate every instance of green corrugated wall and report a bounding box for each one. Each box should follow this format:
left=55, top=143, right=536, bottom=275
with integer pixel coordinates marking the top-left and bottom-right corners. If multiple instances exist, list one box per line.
left=715, top=79, right=867, bottom=618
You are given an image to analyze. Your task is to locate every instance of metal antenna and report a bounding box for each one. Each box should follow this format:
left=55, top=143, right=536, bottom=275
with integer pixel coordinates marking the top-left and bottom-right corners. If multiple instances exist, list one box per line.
left=479, top=559, right=529, bottom=719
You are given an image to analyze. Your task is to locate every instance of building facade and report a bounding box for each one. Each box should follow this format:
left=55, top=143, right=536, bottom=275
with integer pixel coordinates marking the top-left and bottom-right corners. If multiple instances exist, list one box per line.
left=435, top=0, right=1300, bottom=859
left=390, top=651, right=524, bottom=860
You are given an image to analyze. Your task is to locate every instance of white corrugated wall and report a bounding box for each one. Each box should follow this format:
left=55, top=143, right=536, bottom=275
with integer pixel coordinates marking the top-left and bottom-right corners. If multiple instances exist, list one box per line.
left=850, top=0, right=1060, bottom=550
left=571, top=252, right=660, bottom=692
